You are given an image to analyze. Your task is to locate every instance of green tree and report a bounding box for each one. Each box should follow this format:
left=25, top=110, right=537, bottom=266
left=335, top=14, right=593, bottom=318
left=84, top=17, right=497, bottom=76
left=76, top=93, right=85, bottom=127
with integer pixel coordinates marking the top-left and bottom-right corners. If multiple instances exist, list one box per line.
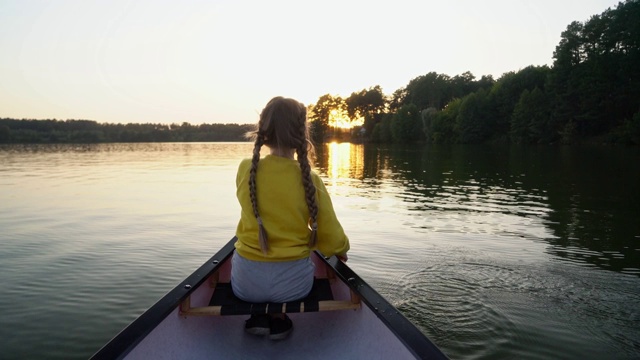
left=345, top=85, right=386, bottom=119
left=345, top=85, right=386, bottom=136
left=488, top=66, right=550, bottom=137
left=309, top=94, right=346, bottom=142
left=391, top=104, right=421, bottom=143
left=0, top=125, right=11, bottom=142
left=403, top=72, right=451, bottom=110
left=420, top=107, right=438, bottom=140
left=548, top=0, right=640, bottom=140
left=372, top=114, right=393, bottom=143
left=389, top=87, right=407, bottom=113
left=456, top=89, right=492, bottom=143
left=511, top=88, right=553, bottom=144
left=430, top=99, right=462, bottom=143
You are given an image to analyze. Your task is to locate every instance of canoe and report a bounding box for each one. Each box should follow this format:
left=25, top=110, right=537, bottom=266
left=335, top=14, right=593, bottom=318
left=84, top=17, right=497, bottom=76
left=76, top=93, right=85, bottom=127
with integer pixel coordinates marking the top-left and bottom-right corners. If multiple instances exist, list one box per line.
left=91, top=237, right=448, bottom=359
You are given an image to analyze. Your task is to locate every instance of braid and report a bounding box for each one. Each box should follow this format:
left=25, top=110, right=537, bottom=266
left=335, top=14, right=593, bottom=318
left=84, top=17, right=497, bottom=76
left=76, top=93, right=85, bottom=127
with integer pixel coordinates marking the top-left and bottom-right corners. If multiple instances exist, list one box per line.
left=296, top=113, right=319, bottom=248
left=249, top=136, right=268, bottom=253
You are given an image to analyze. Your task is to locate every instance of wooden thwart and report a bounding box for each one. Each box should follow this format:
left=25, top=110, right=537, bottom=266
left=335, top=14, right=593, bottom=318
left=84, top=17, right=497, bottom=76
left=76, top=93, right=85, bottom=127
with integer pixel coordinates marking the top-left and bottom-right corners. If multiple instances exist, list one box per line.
left=180, top=276, right=360, bottom=317
left=181, top=300, right=360, bottom=317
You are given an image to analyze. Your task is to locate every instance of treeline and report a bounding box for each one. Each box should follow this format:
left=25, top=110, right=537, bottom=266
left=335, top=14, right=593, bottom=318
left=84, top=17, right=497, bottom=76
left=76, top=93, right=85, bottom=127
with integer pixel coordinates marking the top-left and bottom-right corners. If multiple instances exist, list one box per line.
left=3, top=2, right=637, bottom=146
left=0, top=119, right=254, bottom=143
left=308, top=0, right=640, bottom=145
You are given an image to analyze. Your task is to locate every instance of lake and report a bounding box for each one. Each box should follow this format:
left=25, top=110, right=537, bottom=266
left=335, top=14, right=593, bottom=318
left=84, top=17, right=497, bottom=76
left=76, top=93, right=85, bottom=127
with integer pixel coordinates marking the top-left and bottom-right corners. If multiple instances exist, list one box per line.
left=0, top=142, right=638, bottom=359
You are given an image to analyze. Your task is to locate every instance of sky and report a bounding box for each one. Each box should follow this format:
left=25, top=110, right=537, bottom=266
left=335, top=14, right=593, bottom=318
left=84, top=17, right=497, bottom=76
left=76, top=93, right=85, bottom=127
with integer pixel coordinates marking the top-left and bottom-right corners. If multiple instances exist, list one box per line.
left=0, top=0, right=622, bottom=125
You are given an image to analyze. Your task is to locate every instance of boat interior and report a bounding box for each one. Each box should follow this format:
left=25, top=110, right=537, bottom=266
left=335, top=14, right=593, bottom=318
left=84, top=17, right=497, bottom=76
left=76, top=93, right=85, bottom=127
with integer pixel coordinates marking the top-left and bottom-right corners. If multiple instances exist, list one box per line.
left=124, top=253, right=418, bottom=359
left=92, top=239, right=447, bottom=360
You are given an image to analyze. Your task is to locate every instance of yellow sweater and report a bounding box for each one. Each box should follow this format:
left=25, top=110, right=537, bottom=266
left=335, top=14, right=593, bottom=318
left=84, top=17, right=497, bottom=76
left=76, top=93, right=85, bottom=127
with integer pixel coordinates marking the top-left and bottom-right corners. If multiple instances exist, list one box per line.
left=235, top=155, right=350, bottom=261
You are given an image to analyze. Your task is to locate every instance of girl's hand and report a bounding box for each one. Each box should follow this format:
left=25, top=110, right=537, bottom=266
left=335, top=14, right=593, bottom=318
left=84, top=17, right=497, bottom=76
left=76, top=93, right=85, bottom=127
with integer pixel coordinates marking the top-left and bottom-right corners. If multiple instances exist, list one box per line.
left=337, top=254, right=348, bottom=262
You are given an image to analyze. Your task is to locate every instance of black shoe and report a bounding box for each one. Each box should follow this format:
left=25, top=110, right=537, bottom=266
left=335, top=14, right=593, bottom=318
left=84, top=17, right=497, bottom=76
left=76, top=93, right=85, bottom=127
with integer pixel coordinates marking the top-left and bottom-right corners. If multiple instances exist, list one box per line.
left=244, top=314, right=270, bottom=336
left=269, top=315, right=293, bottom=340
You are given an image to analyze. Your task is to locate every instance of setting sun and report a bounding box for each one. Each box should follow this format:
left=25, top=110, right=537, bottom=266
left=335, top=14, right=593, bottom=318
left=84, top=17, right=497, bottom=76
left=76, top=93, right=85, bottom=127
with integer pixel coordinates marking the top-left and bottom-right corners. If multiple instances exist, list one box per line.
left=328, top=109, right=364, bottom=129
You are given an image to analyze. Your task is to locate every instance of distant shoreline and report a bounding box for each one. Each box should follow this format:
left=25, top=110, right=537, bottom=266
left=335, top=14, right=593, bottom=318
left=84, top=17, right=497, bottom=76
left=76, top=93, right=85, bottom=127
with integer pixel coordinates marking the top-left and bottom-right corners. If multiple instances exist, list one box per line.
left=0, top=118, right=254, bottom=144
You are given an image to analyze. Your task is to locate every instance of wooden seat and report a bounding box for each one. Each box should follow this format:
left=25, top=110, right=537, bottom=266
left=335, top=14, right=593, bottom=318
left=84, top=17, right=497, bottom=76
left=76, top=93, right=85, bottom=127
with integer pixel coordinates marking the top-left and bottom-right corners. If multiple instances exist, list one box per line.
left=180, top=271, right=360, bottom=317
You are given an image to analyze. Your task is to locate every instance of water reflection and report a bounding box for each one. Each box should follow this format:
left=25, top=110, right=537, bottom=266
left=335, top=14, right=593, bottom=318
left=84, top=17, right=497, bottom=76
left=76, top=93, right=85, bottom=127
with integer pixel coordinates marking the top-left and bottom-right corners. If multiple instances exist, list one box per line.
left=316, top=142, right=640, bottom=276
left=324, top=142, right=365, bottom=180
left=1, top=142, right=637, bottom=359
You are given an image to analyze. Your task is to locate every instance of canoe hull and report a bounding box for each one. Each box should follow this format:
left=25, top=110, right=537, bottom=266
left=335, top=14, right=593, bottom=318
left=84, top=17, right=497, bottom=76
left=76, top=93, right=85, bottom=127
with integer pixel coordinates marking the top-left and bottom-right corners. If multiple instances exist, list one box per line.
left=92, top=238, right=448, bottom=360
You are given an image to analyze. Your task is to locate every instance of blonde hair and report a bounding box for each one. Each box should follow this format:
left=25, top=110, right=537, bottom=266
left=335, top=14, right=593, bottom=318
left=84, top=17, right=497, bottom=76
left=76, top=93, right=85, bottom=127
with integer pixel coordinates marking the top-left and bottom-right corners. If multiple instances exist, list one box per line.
left=248, top=96, right=318, bottom=254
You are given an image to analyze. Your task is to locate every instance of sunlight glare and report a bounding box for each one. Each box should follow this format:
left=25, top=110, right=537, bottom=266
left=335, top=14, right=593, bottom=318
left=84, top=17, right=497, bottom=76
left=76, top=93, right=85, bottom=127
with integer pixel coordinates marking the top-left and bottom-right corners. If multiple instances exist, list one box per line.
left=326, top=142, right=364, bottom=181
left=328, top=142, right=351, bottom=179
left=328, top=109, right=364, bottom=129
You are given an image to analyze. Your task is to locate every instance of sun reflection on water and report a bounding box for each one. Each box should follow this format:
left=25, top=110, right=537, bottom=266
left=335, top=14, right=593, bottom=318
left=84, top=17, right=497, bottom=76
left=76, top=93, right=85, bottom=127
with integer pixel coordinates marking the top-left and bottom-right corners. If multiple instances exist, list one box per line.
left=326, top=142, right=365, bottom=182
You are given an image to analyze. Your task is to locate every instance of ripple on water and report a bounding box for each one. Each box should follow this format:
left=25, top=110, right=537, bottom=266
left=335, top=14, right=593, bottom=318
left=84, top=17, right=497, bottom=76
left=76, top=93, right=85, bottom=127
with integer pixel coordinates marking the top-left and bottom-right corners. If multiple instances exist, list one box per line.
left=380, top=253, right=640, bottom=360
left=392, top=262, right=518, bottom=359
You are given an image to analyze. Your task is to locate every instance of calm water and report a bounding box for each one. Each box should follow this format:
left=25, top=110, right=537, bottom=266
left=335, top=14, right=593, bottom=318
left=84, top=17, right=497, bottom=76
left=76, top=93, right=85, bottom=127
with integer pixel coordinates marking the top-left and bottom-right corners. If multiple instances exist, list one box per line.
left=0, top=142, right=638, bottom=359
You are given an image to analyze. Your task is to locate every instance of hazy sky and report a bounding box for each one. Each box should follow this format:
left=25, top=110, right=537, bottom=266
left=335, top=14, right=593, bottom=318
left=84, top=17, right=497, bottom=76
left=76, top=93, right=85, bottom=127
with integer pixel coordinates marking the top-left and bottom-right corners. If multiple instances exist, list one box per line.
left=0, top=0, right=621, bottom=124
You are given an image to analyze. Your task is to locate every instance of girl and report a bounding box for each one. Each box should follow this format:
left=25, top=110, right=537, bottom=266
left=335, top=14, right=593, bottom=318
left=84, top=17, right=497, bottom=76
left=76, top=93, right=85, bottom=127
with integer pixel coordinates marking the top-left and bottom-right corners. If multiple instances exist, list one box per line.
left=231, top=96, right=350, bottom=340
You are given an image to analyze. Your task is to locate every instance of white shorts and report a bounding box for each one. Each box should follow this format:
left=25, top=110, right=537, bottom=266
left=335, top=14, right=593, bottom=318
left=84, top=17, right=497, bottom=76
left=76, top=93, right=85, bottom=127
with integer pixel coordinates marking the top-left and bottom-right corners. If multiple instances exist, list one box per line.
left=230, top=252, right=315, bottom=303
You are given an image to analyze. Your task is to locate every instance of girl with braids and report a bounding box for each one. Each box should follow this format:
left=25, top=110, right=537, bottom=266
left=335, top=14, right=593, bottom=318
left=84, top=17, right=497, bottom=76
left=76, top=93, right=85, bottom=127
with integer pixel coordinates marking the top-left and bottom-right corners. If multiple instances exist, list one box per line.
left=231, top=96, right=350, bottom=340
